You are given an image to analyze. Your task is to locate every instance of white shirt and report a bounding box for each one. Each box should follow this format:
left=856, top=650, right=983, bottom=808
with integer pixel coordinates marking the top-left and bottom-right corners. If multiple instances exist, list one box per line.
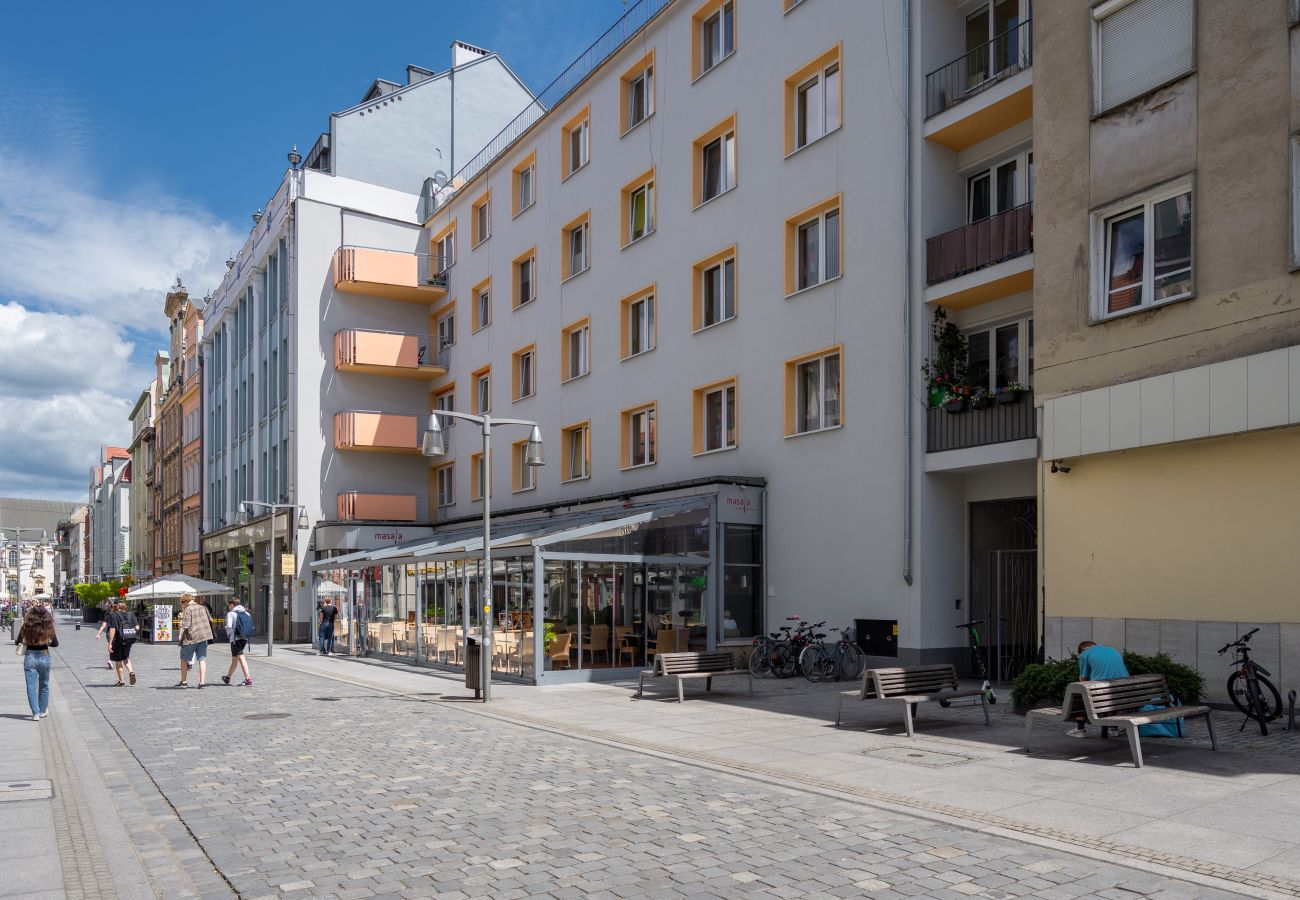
left=225, top=605, right=247, bottom=639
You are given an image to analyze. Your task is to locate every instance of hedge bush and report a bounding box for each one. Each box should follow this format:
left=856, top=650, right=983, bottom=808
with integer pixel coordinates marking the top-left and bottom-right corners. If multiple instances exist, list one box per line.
left=1011, top=651, right=1204, bottom=710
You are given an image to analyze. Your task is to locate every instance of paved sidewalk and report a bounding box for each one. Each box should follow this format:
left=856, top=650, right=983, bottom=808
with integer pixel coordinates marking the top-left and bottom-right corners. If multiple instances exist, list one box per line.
left=39, top=628, right=1256, bottom=899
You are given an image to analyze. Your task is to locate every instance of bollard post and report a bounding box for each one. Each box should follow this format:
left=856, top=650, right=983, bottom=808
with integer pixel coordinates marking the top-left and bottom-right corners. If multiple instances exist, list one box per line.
left=1288, top=690, right=1296, bottom=732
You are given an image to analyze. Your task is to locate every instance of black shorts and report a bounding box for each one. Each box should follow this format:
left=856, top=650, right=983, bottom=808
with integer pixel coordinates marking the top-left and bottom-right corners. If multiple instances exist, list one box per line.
left=109, top=639, right=135, bottom=662
left=230, top=639, right=248, bottom=657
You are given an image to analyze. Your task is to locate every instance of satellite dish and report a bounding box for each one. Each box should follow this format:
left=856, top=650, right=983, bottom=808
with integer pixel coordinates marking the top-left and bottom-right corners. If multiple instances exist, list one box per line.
left=433, top=171, right=449, bottom=188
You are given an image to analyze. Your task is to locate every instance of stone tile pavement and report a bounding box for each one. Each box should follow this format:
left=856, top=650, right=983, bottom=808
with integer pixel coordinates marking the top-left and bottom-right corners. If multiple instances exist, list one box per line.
left=3, top=622, right=1285, bottom=898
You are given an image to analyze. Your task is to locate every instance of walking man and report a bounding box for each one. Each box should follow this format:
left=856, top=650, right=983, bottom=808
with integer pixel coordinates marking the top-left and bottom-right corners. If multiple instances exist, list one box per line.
left=318, top=597, right=339, bottom=656
left=221, top=597, right=253, bottom=686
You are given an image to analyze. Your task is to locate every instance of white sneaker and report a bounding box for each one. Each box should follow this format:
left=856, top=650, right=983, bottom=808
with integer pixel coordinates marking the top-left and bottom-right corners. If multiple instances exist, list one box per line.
left=1067, top=728, right=1088, bottom=738
left=30, top=714, right=40, bottom=722
left=38, top=711, right=48, bottom=719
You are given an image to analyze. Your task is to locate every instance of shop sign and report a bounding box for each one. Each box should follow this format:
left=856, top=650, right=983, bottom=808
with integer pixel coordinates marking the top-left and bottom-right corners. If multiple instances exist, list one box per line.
left=281, top=553, right=296, bottom=572
left=716, top=485, right=763, bottom=524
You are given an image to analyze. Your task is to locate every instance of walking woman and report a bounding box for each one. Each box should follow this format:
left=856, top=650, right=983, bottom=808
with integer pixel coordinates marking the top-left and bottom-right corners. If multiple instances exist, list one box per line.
left=105, top=600, right=139, bottom=686
left=177, top=594, right=213, bottom=688
left=17, top=605, right=58, bottom=721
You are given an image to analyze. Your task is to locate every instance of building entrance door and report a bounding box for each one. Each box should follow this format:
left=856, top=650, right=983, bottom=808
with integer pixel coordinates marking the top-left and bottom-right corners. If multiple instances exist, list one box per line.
left=968, top=497, right=1037, bottom=683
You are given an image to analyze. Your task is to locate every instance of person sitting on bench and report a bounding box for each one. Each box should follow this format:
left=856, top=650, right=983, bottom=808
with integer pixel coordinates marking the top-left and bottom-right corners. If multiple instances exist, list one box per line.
left=1071, top=641, right=1129, bottom=737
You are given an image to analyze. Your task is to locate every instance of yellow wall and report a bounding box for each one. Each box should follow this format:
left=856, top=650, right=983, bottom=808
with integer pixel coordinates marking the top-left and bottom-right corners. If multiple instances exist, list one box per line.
left=1044, top=425, right=1300, bottom=623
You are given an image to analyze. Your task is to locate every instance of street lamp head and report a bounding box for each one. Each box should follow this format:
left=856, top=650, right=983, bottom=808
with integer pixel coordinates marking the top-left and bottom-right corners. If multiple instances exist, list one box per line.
left=238, top=501, right=248, bottom=515
left=421, top=414, right=447, bottom=457
left=524, top=425, right=545, bottom=467
left=297, top=510, right=309, bottom=531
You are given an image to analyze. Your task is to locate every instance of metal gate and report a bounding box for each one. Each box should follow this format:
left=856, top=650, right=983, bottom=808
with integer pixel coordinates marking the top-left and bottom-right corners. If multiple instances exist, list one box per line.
left=969, top=549, right=1037, bottom=683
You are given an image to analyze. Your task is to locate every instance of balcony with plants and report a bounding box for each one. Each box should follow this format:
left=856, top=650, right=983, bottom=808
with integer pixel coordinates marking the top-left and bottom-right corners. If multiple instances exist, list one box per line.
left=333, top=246, right=448, bottom=303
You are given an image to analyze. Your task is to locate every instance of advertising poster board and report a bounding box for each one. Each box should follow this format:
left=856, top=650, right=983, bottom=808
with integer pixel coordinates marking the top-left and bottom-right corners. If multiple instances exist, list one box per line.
left=154, top=604, right=173, bottom=642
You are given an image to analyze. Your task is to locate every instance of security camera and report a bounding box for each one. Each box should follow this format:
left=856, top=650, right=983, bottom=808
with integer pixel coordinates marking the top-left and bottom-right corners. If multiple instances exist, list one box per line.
left=1050, top=460, right=1071, bottom=474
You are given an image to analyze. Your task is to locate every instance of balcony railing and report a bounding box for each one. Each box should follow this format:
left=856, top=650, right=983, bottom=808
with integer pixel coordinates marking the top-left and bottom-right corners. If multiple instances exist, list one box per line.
left=333, top=246, right=448, bottom=303
left=337, top=492, right=421, bottom=523
left=926, top=18, right=1033, bottom=119
left=926, top=203, right=1033, bottom=285
left=927, top=390, right=1036, bottom=453
left=333, top=411, right=421, bottom=453
left=334, top=329, right=449, bottom=378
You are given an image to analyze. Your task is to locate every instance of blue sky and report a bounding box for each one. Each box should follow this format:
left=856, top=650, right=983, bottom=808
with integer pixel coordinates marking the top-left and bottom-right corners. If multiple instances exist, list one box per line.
left=0, top=0, right=628, bottom=501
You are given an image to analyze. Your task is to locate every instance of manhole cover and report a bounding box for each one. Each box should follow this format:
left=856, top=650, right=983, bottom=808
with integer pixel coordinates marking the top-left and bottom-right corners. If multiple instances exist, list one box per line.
left=861, top=746, right=974, bottom=767
left=0, top=779, right=52, bottom=802
left=243, top=713, right=291, bottom=720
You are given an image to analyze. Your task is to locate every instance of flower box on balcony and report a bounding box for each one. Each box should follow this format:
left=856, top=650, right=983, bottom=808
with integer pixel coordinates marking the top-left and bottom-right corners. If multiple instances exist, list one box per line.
left=944, top=397, right=967, bottom=415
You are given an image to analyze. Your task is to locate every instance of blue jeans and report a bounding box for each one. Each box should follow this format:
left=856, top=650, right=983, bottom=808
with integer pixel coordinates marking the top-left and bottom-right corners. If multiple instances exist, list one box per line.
left=319, top=622, right=335, bottom=653
left=24, top=651, right=51, bottom=715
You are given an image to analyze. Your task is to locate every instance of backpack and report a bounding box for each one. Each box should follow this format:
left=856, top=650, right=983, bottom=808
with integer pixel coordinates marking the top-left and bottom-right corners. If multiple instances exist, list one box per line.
left=1138, top=695, right=1185, bottom=738
left=235, top=609, right=255, bottom=639
left=117, top=613, right=138, bottom=641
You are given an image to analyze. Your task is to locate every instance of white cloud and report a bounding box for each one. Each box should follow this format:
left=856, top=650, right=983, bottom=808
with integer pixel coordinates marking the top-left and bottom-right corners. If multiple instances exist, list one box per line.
left=0, top=388, right=134, bottom=502
left=0, top=303, right=141, bottom=398
left=0, top=150, right=238, bottom=330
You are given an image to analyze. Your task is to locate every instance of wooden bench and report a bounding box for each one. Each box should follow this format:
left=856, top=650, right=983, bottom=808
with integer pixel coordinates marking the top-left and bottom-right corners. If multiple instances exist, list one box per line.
left=1024, top=674, right=1216, bottom=768
left=635, top=651, right=753, bottom=703
left=835, top=664, right=989, bottom=736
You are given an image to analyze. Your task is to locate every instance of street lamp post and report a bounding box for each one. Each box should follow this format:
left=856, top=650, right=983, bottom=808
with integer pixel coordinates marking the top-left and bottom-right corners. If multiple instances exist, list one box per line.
left=422, top=411, right=543, bottom=702
left=238, top=501, right=309, bottom=657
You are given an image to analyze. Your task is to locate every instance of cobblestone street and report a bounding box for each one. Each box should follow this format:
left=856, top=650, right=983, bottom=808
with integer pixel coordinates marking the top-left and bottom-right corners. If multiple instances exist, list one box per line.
left=0, top=624, right=1263, bottom=899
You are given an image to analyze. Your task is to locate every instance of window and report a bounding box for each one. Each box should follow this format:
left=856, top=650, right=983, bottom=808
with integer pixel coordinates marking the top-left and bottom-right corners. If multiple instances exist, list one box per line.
left=693, top=378, right=737, bottom=454
left=562, top=318, right=590, bottom=381
left=432, top=222, right=456, bottom=272
left=966, top=318, right=1034, bottom=391
left=964, top=0, right=1027, bottom=88
left=621, top=403, right=657, bottom=469
left=470, top=452, right=488, bottom=501
left=513, top=248, right=537, bottom=308
left=785, top=347, right=842, bottom=435
left=512, top=151, right=537, bottom=216
left=512, top=344, right=536, bottom=401
left=693, top=248, right=737, bottom=331
left=693, top=0, right=735, bottom=80
left=433, top=382, right=455, bottom=419
left=621, top=50, right=655, bottom=134
left=967, top=150, right=1031, bottom=222
left=1092, top=181, right=1193, bottom=319
left=621, top=169, right=656, bottom=247
left=694, top=117, right=737, bottom=206
left=471, top=191, right=491, bottom=246
left=435, top=463, right=455, bottom=508
left=562, top=212, right=590, bottom=279
left=472, top=365, right=491, bottom=414
left=471, top=278, right=491, bottom=332
left=785, top=195, right=841, bottom=294
left=785, top=46, right=842, bottom=154
left=621, top=286, right=656, bottom=359
left=1093, top=0, right=1194, bottom=114
left=433, top=303, right=455, bottom=353
left=561, top=105, right=591, bottom=178
left=561, top=422, right=590, bottom=481
left=512, top=440, right=537, bottom=493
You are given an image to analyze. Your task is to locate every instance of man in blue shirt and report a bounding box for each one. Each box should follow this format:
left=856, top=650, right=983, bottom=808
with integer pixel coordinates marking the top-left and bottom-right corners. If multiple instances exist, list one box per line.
left=1070, top=641, right=1130, bottom=736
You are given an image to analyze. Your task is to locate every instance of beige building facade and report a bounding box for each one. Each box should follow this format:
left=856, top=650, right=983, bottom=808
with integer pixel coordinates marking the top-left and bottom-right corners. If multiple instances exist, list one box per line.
left=1035, top=0, right=1300, bottom=698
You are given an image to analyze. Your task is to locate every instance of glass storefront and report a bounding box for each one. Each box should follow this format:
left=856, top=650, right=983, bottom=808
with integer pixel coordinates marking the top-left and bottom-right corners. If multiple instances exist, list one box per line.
left=311, top=486, right=763, bottom=684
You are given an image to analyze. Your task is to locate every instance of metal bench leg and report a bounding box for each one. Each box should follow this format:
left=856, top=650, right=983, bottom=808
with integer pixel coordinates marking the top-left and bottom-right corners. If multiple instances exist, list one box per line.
left=979, top=691, right=990, bottom=726
left=706, top=676, right=713, bottom=692
left=677, top=678, right=685, bottom=704
left=1024, top=714, right=1034, bottom=753
left=903, top=702, right=915, bottom=737
left=1204, top=712, right=1218, bottom=751
left=636, top=673, right=645, bottom=699
left=1125, top=725, right=1144, bottom=768
left=835, top=693, right=844, bottom=727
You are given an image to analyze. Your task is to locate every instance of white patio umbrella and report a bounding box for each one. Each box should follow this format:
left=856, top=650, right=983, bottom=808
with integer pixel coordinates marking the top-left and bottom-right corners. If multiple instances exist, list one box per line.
left=315, top=581, right=347, bottom=596
left=125, top=574, right=235, bottom=600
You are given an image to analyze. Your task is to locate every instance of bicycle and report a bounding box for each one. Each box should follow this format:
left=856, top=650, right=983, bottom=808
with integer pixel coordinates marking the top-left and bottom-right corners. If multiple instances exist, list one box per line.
left=1219, top=627, right=1281, bottom=736
left=749, top=616, right=803, bottom=678
left=940, top=620, right=997, bottom=707
left=799, top=626, right=865, bottom=683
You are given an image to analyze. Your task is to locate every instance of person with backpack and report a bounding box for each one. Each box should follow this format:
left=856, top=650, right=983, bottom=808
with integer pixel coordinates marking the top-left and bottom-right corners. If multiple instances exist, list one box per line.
left=16, top=605, right=59, bottom=720
left=318, top=598, right=339, bottom=656
left=221, top=597, right=254, bottom=686
left=105, top=601, right=139, bottom=686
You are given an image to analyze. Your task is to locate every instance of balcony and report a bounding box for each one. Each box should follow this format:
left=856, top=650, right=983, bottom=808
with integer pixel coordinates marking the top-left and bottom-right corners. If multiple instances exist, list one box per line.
left=924, top=19, right=1032, bottom=151
left=334, top=411, right=422, bottom=454
left=337, top=492, right=419, bottom=523
left=334, top=330, right=448, bottom=379
left=333, top=246, right=448, bottom=303
left=927, top=390, right=1036, bottom=456
left=925, top=203, right=1032, bottom=310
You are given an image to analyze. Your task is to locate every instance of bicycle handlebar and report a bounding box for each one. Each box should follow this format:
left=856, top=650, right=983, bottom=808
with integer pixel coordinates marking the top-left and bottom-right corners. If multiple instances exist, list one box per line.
left=955, top=620, right=985, bottom=629
left=1218, top=627, right=1261, bottom=655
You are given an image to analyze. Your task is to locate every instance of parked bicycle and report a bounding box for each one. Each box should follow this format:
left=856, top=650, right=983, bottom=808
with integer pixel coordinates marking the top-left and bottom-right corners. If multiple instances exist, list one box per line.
left=749, top=617, right=825, bottom=679
left=1219, top=627, right=1281, bottom=735
left=799, top=626, right=866, bottom=683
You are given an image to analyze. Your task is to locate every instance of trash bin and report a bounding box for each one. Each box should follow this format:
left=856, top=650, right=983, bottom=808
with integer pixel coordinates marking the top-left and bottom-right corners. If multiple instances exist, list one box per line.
left=465, top=637, right=482, bottom=697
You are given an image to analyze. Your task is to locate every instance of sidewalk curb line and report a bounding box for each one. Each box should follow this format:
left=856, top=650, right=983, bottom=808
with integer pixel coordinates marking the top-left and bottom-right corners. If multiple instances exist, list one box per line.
left=261, top=653, right=1294, bottom=900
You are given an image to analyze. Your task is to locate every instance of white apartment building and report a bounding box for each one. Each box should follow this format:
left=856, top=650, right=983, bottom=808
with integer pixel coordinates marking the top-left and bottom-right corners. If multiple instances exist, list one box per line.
left=88, top=449, right=131, bottom=581
left=200, top=45, right=533, bottom=641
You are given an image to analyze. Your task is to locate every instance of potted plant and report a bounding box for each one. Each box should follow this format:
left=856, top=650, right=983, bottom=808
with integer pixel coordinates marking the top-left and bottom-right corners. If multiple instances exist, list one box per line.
left=969, top=386, right=992, bottom=410
left=996, top=382, right=1027, bottom=404
left=921, top=307, right=969, bottom=407
left=944, top=384, right=971, bottom=414
left=543, top=622, right=558, bottom=670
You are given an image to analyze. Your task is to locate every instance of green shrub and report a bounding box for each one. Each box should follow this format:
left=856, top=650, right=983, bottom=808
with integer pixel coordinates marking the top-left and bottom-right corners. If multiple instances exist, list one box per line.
left=1011, top=651, right=1204, bottom=709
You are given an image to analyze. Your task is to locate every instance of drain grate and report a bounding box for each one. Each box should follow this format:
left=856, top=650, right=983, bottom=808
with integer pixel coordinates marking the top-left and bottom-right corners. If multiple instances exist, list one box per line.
left=314, top=697, right=342, bottom=702
left=0, top=779, right=53, bottom=802
left=861, top=746, right=974, bottom=767
left=243, top=713, right=291, bottom=720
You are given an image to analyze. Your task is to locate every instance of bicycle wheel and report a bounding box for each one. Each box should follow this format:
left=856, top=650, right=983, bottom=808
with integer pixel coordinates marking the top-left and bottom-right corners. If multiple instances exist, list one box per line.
left=834, top=643, right=865, bottom=682
left=748, top=641, right=773, bottom=678
left=1228, top=671, right=1282, bottom=724
left=800, top=644, right=827, bottom=683
left=772, top=644, right=798, bottom=679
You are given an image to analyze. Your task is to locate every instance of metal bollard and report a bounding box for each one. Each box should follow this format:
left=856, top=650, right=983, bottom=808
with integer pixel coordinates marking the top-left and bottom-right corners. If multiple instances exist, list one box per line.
left=1288, top=690, right=1296, bottom=732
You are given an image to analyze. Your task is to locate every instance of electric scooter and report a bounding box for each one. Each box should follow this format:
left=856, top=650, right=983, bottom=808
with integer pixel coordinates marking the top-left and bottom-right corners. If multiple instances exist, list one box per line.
left=940, top=619, right=997, bottom=707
